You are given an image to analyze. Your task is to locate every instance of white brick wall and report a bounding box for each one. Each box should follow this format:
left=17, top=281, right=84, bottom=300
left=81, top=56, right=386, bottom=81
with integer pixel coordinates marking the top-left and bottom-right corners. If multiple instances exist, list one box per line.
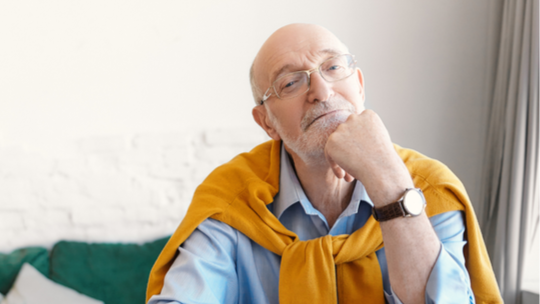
left=0, top=128, right=268, bottom=253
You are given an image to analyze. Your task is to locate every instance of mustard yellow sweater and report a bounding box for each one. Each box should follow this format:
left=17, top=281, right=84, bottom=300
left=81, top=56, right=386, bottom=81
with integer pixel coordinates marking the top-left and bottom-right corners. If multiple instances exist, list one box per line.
left=147, top=140, right=502, bottom=304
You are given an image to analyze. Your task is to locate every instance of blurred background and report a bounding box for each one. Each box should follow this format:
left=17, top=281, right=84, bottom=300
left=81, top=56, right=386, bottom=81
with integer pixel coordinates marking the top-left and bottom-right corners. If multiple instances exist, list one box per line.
left=0, top=0, right=537, bottom=299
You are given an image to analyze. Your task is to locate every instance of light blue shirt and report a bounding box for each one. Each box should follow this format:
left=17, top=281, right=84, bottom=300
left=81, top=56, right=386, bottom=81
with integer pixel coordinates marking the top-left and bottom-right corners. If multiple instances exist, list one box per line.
left=149, top=145, right=475, bottom=304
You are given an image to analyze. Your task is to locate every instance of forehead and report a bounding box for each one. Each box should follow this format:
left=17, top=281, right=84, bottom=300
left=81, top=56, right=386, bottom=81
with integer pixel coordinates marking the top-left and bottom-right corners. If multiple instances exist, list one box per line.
left=254, top=25, right=348, bottom=88
left=268, top=48, right=343, bottom=82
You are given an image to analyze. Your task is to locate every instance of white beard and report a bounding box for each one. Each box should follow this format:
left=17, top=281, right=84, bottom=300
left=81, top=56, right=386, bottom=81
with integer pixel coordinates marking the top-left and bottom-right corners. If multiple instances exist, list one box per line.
left=267, top=99, right=357, bottom=166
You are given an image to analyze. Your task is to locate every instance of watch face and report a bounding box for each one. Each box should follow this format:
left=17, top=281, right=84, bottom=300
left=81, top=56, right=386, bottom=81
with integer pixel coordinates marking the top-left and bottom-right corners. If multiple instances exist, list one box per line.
left=403, top=189, right=425, bottom=216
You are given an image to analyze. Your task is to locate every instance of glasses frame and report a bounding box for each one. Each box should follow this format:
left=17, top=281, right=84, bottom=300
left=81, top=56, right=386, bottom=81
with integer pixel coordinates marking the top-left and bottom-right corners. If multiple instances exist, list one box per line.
left=259, top=54, right=357, bottom=105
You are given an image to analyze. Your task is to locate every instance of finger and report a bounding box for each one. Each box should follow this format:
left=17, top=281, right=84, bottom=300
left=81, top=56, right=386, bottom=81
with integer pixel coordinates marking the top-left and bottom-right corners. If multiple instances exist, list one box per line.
left=327, top=156, right=345, bottom=179
left=344, top=172, right=355, bottom=183
left=325, top=148, right=343, bottom=179
left=332, top=163, right=345, bottom=179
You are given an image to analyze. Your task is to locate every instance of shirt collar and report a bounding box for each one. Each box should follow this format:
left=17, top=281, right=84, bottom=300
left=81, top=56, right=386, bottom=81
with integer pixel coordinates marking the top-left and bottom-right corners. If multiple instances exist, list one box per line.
left=272, top=144, right=374, bottom=221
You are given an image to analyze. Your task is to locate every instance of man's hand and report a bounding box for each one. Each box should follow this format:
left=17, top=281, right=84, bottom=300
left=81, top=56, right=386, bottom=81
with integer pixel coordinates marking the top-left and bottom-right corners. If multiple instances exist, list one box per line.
left=324, top=110, right=414, bottom=207
left=326, top=110, right=441, bottom=304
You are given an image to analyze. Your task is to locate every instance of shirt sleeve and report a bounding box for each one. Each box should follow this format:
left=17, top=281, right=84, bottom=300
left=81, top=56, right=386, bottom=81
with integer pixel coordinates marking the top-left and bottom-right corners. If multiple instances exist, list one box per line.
left=384, top=211, right=475, bottom=304
left=147, top=218, right=239, bottom=304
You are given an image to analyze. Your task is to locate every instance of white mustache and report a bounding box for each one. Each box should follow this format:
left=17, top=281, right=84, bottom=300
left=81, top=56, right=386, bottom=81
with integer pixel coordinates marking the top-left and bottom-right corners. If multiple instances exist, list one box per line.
left=300, top=99, right=357, bottom=131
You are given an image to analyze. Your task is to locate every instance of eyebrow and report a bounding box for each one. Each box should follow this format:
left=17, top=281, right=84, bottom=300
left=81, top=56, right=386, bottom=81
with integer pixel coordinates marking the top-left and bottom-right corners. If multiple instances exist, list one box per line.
left=269, top=48, right=343, bottom=83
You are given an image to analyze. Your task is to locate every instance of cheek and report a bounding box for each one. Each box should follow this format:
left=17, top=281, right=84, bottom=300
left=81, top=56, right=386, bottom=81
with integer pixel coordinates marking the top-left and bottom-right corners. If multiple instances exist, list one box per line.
left=352, top=97, right=365, bottom=114
left=356, top=102, right=366, bottom=114
left=273, top=105, right=304, bottom=133
left=339, top=81, right=365, bottom=112
left=282, top=111, right=304, bottom=131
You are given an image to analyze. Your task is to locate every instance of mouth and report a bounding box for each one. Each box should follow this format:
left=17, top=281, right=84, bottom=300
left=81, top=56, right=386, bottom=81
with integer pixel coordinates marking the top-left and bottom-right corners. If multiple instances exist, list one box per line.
left=304, top=110, right=344, bottom=130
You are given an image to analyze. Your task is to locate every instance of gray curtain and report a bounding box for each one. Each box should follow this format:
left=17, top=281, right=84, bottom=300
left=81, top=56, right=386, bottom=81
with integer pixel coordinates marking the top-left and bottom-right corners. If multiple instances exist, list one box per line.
left=480, top=0, right=539, bottom=303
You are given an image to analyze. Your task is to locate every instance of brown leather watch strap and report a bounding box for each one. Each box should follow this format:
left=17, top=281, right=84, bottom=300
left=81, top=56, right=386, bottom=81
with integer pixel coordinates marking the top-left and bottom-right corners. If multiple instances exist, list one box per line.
left=372, top=201, right=405, bottom=222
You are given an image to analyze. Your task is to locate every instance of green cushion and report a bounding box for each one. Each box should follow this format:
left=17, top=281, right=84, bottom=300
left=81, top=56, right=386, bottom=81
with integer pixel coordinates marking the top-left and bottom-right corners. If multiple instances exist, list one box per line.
left=0, top=247, right=49, bottom=294
left=49, top=236, right=169, bottom=304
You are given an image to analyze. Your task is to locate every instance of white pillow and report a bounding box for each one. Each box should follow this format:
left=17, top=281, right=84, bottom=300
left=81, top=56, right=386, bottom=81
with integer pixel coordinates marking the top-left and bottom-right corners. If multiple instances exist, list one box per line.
left=1, top=263, right=103, bottom=304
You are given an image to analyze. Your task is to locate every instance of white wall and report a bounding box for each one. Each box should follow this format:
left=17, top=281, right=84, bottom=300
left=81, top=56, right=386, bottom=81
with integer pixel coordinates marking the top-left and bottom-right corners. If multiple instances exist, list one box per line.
left=0, top=0, right=501, bottom=252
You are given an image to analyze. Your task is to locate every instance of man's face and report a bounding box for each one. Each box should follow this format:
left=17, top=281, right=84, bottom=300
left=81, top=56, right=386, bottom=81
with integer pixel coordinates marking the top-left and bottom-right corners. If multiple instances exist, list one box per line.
left=253, top=24, right=366, bottom=163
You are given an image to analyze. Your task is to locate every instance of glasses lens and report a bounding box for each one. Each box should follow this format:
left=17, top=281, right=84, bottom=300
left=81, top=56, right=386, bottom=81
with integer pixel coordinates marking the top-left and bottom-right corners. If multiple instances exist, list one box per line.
left=321, top=54, right=355, bottom=82
left=274, top=72, right=308, bottom=99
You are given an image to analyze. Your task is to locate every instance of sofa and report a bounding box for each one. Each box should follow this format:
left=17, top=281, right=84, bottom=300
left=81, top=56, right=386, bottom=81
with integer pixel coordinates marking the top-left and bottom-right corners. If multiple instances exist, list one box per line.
left=0, top=236, right=169, bottom=304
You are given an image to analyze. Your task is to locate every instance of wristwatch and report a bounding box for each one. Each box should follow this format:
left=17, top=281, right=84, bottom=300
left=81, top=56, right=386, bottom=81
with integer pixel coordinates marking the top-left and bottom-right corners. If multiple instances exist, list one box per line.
left=372, top=188, right=426, bottom=222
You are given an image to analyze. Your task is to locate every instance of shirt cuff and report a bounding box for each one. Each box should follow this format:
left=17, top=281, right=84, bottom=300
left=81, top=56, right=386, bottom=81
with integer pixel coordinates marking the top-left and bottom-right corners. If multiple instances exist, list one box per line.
left=383, top=243, right=475, bottom=304
left=425, top=243, right=475, bottom=303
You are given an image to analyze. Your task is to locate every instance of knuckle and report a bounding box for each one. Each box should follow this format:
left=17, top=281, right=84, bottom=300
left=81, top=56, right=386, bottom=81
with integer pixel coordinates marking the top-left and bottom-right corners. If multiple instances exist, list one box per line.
left=363, top=109, right=375, bottom=118
left=361, top=109, right=380, bottom=124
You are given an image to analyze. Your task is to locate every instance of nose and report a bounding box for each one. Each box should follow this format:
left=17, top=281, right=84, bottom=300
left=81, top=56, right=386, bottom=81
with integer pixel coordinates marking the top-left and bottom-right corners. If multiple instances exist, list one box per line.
left=306, top=70, right=333, bottom=103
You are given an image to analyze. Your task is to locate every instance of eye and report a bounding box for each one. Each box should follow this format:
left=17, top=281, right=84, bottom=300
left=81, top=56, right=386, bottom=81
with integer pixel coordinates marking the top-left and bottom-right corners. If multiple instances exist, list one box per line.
left=284, top=81, right=296, bottom=88
left=278, top=75, right=302, bottom=91
left=276, top=72, right=305, bottom=96
left=327, top=65, right=343, bottom=71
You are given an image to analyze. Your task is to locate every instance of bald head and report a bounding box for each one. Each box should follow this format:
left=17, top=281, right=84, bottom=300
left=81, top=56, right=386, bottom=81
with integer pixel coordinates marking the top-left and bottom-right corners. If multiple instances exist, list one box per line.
left=250, top=24, right=349, bottom=105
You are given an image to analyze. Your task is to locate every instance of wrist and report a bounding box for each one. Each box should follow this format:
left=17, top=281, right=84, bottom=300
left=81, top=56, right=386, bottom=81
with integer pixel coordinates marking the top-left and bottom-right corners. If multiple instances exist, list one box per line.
left=372, top=188, right=426, bottom=222
left=365, top=176, right=414, bottom=208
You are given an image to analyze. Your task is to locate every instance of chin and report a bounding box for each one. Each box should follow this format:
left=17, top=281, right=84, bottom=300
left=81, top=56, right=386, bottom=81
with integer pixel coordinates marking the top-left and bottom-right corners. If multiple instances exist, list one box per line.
left=285, top=113, right=348, bottom=165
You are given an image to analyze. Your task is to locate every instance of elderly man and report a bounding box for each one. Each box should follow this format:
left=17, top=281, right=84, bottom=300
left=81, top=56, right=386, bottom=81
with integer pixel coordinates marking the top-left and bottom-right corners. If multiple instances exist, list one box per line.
left=146, top=24, right=501, bottom=304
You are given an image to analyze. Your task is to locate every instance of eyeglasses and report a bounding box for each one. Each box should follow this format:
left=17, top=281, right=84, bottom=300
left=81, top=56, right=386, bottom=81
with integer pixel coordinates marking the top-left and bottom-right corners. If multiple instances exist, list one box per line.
left=260, top=54, right=357, bottom=105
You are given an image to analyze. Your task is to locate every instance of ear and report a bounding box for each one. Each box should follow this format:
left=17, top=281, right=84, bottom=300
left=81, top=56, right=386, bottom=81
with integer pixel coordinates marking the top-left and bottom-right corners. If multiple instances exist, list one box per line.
left=252, top=106, right=281, bottom=141
left=356, top=67, right=365, bottom=102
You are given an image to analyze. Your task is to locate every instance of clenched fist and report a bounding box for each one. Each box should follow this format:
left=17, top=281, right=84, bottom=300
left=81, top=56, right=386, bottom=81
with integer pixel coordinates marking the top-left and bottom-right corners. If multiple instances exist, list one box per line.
left=324, top=110, right=414, bottom=207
